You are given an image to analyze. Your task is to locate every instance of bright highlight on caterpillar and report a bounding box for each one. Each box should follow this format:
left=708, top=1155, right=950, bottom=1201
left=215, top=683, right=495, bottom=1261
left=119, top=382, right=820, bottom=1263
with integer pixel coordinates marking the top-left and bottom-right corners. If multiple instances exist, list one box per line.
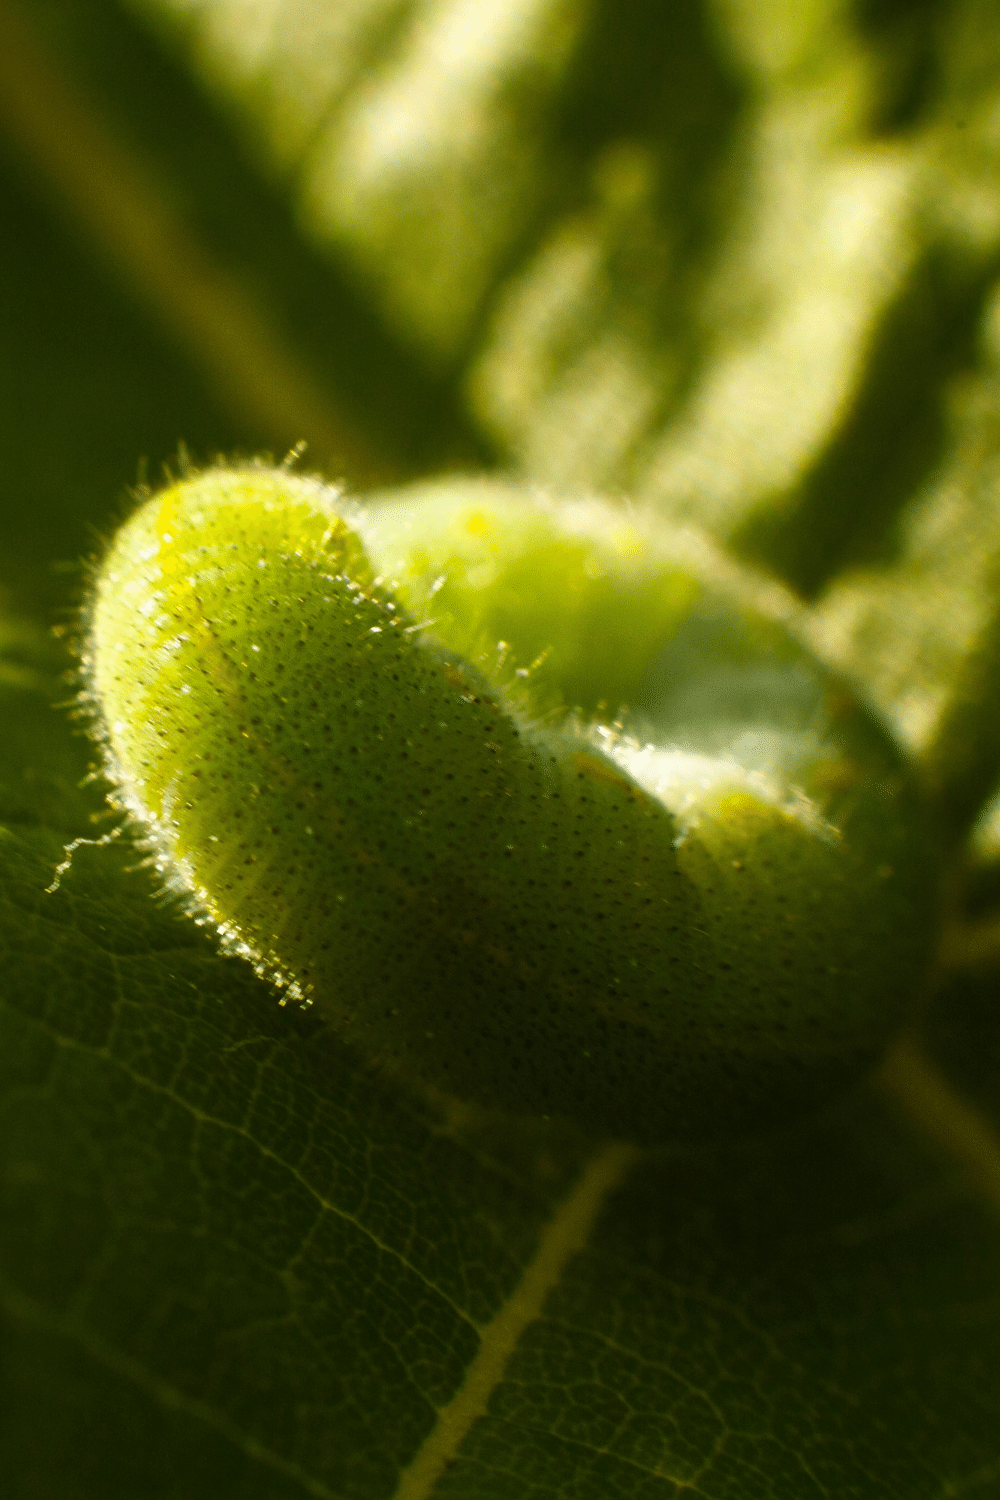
left=82, top=465, right=939, bottom=1143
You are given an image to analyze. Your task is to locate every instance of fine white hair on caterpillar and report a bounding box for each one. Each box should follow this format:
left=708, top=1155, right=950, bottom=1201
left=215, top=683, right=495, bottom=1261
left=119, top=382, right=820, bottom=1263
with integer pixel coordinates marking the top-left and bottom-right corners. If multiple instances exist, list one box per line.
left=80, top=463, right=939, bottom=1143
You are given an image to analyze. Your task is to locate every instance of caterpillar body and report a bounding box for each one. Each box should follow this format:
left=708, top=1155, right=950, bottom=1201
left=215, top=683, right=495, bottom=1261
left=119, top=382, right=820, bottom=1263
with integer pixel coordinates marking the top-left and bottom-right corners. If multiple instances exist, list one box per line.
left=83, top=467, right=938, bottom=1142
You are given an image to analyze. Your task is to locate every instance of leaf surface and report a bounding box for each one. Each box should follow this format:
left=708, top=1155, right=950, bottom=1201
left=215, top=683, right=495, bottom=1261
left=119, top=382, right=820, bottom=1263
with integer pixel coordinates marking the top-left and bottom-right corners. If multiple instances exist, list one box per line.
left=2, top=2, right=1000, bottom=1496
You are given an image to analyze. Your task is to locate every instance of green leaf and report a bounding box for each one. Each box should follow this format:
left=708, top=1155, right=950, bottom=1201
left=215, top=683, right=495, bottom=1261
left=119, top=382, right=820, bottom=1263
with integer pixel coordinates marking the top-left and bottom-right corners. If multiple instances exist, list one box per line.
left=2, top=1, right=1000, bottom=1496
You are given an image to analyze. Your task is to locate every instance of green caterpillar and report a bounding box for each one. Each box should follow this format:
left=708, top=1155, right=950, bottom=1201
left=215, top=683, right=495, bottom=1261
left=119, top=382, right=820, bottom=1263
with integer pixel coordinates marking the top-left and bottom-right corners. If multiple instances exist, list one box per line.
left=83, top=465, right=938, bottom=1142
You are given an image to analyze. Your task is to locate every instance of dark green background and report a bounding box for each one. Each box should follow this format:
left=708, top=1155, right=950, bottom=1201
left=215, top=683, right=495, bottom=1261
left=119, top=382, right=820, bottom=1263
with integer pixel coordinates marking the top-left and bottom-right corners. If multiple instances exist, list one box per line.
left=2, top=1, right=1000, bottom=1496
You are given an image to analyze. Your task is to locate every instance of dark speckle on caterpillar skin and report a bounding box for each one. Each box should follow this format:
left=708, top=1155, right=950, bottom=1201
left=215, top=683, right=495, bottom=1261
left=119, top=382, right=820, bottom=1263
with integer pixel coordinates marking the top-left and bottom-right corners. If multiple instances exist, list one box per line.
left=82, top=466, right=940, bottom=1144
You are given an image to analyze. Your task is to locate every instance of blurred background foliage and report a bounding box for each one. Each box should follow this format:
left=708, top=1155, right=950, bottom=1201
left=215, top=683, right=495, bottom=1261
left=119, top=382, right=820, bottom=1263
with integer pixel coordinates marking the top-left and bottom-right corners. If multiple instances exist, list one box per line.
left=3, top=1, right=1000, bottom=1496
